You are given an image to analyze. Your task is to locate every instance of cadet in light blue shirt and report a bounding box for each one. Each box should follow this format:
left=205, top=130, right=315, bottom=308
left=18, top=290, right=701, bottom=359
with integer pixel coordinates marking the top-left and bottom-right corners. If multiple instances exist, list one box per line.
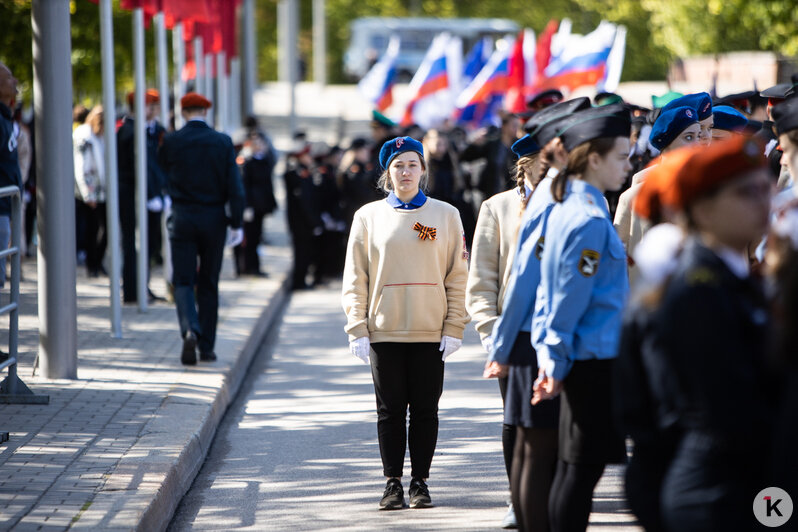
left=530, top=103, right=632, bottom=532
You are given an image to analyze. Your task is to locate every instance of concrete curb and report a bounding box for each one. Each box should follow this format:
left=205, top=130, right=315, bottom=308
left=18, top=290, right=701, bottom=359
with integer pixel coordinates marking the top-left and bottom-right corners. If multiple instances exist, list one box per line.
left=67, top=274, right=293, bottom=532
left=138, top=276, right=292, bottom=532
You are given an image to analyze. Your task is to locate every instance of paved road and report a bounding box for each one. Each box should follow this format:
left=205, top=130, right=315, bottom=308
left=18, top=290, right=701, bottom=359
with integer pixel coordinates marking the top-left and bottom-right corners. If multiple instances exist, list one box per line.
left=168, top=283, right=641, bottom=531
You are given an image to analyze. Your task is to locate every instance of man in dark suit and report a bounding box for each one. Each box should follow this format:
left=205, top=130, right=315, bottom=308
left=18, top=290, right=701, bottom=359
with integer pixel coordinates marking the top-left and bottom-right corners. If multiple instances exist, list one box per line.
left=116, top=88, right=166, bottom=303
left=158, top=92, right=245, bottom=365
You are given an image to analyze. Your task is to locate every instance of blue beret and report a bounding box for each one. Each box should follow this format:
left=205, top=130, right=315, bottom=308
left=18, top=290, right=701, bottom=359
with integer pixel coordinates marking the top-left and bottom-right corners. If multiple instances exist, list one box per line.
left=379, top=136, right=425, bottom=171
left=712, top=105, right=749, bottom=132
left=662, top=92, right=713, bottom=121
left=649, top=106, right=699, bottom=150
left=511, top=135, right=541, bottom=158
left=555, top=103, right=631, bottom=152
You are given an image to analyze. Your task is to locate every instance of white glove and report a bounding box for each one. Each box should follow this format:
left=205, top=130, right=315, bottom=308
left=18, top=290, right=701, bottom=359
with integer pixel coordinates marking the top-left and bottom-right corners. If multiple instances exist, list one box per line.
left=439, top=335, right=462, bottom=361
left=146, top=196, right=164, bottom=212
left=243, top=207, right=255, bottom=222
left=226, top=227, right=244, bottom=247
left=480, top=335, right=493, bottom=354
left=350, top=337, right=370, bottom=364
left=163, top=195, right=172, bottom=212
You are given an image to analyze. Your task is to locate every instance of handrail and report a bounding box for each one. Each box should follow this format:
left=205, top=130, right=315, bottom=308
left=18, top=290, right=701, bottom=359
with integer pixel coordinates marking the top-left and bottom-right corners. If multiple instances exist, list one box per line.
left=0, top=185, right=48, bottom=406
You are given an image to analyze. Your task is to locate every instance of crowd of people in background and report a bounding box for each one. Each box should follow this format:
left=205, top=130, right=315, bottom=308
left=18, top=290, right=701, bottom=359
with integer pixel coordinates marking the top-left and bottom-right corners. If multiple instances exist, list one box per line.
left=3, top=51, right=798, bottom=529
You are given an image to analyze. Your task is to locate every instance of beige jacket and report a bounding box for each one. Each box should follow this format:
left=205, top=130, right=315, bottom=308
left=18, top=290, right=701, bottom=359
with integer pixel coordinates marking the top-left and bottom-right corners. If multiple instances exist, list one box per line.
left=342, top=198, right=470, bottom=343
left=465, top=188, right=524, bottom=341
left=614, top=166, right=654, bottom=288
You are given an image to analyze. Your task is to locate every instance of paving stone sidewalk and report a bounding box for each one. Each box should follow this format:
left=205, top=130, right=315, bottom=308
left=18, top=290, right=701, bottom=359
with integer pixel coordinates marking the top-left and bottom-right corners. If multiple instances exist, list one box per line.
left=0, top=230, right=291, bottom=532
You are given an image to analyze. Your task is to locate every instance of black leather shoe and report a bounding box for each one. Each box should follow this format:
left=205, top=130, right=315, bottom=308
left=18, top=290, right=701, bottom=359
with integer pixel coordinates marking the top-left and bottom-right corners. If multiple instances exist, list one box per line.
left=199, top=351, right=217, bottom=362
left=181, top=332, right=197, bottom=365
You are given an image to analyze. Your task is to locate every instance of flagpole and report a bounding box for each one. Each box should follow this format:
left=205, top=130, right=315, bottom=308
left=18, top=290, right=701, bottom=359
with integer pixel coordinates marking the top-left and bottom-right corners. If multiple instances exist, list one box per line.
left=194, top=36, right=204, bottom=97
left=242, top=0, right=256, bottom=116
left=133, top=7, right=148, bottom=312
left=205, top=53, right=214, bottom=127
left=230, top=57, right=242, bottom=130
left=99, top=0, right=122, bottom=337
left=216, top=52, right=227, bottom=132
left=155, top=12, right=170, bottom=128
left=312, top=0, right=326, bottom=85
left=172, top=22, right=186, bottom=130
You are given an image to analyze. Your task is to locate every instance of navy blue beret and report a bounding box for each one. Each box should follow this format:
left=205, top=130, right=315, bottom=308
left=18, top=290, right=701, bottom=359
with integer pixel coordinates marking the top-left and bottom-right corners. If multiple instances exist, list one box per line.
left=712, top=105, right=749, bottom=132
left=524, top=97, right=592, bottom=145
left=511, top=135, right=541, bottom=158
left=555, top=103, right=631, bottom=152
left=662, top=92, right=713, bottom=121
left=772, top=97, right=798, bottom=136
left=649, top=106, right=699, bottom=150
left=379, top=136, right=425, bottom=171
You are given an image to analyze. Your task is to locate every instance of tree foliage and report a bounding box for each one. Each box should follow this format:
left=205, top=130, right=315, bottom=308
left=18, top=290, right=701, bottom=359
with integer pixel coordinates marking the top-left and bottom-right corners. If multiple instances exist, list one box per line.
left=2, top=0, right=797, bottom=103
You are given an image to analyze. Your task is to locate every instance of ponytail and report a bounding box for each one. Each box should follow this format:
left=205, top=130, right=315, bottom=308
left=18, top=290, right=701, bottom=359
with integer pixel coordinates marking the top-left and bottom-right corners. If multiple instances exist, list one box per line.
left=552, top=137, right=617, bottom=203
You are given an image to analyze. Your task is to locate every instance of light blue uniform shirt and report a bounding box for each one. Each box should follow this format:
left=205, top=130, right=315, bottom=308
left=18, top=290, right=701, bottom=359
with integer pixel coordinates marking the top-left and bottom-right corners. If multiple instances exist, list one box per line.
left=386, top=190, right=427, bottom=210
left=532, top=180, right=629, bottom=381
left=488, top=177, right=565, bottom=364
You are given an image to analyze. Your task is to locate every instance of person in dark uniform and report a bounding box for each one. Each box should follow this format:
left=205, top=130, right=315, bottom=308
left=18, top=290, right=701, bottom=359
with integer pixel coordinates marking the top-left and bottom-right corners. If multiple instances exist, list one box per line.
left=234, top=132, right=277, bottom=277
left=312, top=145, right=347, bottom=281
left=621, top=137, right=775, bottom=532
left=338, top=138, right=381, bottom=230
left=144, top=99, right=168, bottom=267
left=284, top=141, right=322, bottom=290
left=460, top=113, right=520, bottom=200
left=116, top=88, right=165, bottom=303
left=158, top=92, right=244, bottom=365
left=0, top=62, right=21, bottom=290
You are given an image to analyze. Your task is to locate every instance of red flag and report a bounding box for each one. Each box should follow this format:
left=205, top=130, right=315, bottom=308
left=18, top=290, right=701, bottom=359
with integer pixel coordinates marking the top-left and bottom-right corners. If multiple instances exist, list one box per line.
left=120, top=0, right=160, bottom=15
left=505, top=30, right=527, bottom=113
left=536, top=20, right=558, bottom=79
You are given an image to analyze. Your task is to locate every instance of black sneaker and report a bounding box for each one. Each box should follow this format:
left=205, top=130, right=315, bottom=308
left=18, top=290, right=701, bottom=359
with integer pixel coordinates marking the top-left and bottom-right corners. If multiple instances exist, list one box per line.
left=181, top=332, right=197, bottom=365
left=379, top=478, right=404, bottom=510
left=408, top=478, right=432, bottom=508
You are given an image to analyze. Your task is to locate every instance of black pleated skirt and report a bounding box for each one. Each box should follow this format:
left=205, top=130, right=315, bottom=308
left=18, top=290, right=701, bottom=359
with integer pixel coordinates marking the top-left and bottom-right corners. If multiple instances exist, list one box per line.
left=503, top=332, right=560, bottom=429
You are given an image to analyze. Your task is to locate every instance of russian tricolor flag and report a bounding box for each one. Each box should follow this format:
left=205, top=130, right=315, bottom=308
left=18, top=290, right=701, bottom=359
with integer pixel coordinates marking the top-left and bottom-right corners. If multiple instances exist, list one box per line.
left=358, top=36, right=401, bottom=112
left=400, top=34, right=462, bottom=129
left=536, top=21, right=621, bottom=93
left=454, top=39, right=513, bottom=128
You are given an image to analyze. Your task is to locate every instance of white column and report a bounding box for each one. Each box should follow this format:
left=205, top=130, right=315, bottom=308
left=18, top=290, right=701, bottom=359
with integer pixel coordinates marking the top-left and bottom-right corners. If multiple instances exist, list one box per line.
left=133, top=8, right=148, bottom=312
left=99, top=0, right=122, bottom=337
left=172, top=22, right=186, bottom=129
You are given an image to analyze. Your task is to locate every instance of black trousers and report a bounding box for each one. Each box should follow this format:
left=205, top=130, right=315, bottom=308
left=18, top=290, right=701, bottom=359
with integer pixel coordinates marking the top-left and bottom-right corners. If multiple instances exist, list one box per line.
left=82, top=201, right=107, bottom=274
left=370, top=342, right=444, bottom=479
left=148, top=209, right=163, bottom=266
left=119, top=182, right=139, bottom=301
left=234, top=211, right=265, bottom=275
left=168, top=205, right=227, bottom=354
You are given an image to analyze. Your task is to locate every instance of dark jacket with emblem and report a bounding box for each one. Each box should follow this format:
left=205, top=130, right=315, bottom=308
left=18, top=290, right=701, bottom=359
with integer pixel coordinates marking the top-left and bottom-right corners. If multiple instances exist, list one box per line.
left=0, top=102, right=21, bottom=216
left=158, top=120, right=244, bottom=228
left=633, top=237, right=775, bottom=530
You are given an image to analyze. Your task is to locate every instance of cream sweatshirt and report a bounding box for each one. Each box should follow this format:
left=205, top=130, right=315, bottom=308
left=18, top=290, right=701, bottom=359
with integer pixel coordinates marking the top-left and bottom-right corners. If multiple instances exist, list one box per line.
left=465, top=188, right=524, bottom=340
left=342, top=198, right=470, bottom=343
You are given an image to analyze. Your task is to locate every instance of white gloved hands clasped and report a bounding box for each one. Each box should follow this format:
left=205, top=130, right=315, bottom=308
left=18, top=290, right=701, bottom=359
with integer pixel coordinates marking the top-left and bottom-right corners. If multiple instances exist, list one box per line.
left=350, top=336, right=370, bottom=364
left=480, top=335, right=493, bottom=354
left=439, top=335, right=462, bottom=361
left=226, top=227, right=244, bottom=247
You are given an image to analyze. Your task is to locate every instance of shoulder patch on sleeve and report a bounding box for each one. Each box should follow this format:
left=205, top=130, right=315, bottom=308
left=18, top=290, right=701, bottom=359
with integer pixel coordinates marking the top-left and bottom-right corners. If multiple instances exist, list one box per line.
left=687, top=267, right=718, bottom=286
left=578, top=249, right=601, bottom=277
